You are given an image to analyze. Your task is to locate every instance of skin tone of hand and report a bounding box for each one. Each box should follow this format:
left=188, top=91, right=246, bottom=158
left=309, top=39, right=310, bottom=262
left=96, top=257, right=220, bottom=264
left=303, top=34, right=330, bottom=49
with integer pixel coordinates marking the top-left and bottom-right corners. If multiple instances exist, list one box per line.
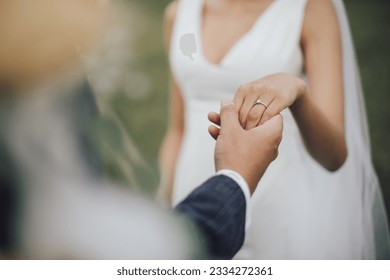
left=234, top=73, right=304, bottom=129
left=208, top=101, right=283, bottom=194
left=232, top=72, right=347, bottom=172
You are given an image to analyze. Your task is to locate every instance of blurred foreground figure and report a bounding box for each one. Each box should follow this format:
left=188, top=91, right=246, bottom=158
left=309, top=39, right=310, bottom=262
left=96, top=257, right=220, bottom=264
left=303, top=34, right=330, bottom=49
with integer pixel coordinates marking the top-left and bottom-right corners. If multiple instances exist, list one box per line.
left=0, top=0, right=282, bottom=259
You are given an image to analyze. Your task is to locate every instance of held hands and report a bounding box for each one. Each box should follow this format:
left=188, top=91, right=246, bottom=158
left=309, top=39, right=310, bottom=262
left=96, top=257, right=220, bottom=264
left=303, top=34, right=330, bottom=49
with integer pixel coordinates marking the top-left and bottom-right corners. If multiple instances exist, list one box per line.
left=209, top=101, right=283, bottom=193
left=209, top=73, right=302, bottom=192
left=233, top=73, right=305, bottom=130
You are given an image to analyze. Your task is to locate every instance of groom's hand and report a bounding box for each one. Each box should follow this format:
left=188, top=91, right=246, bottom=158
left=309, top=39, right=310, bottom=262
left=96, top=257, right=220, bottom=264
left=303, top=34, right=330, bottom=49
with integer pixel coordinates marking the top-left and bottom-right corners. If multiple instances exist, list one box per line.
left=208, top=101, right=283, bottom=193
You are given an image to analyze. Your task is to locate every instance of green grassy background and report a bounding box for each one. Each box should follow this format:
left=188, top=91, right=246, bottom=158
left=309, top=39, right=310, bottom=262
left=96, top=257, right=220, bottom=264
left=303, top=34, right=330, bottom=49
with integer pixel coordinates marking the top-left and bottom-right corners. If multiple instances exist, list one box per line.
left=106, top=0, right=390, bottom=221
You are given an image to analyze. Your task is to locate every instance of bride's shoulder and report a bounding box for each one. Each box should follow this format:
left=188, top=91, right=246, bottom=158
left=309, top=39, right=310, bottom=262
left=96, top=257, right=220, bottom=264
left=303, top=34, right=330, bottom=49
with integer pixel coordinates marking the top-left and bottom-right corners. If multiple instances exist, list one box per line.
left=302, top=0, right=340, bottom=43
left=305, top=0, right=338, bottom=15
left=304, top=0, right=339, bottom=24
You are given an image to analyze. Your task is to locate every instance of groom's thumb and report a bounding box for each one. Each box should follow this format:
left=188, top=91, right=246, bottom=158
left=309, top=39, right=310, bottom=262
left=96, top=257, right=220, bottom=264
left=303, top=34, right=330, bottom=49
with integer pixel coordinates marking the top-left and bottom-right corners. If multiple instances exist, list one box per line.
left=220, top=100, right=241, bottom=132
left=255, top=114, right=283, bottom=141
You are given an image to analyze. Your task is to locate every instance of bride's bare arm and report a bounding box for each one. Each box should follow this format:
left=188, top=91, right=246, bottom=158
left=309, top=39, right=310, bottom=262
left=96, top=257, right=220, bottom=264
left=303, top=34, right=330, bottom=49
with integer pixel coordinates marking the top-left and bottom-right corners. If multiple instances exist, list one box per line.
left=233, top=0, right=347, bottom=171
left=159, top=80, right=184, bottom=202
left=158, top=1, right=185, bottom=203
left=293, top=0, right=347, bottom=171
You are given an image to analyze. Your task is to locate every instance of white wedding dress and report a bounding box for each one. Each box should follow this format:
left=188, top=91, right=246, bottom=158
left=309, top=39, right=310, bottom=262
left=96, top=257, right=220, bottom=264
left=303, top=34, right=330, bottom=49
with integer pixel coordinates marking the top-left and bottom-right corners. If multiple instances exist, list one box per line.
left=169, top=0, right=389, bottom=259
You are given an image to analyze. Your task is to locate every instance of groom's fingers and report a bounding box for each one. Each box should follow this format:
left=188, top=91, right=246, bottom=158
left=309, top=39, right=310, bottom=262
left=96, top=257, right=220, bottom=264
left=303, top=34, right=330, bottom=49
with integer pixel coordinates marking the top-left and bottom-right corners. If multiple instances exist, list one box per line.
left=219, top=100, right=241, bottom=133
left=208, top=111, right=221, bottom=126
left=254, top=114, right=283, bottom=143
left=208, top=125, right=220, bottom=140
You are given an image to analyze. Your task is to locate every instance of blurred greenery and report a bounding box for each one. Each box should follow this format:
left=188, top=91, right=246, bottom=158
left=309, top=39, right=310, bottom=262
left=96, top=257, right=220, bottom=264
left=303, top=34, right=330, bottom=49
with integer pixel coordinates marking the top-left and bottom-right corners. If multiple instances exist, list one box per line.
left=106, top=0, right=389, bottom=219
left=344, top=0, right=390, bottom=221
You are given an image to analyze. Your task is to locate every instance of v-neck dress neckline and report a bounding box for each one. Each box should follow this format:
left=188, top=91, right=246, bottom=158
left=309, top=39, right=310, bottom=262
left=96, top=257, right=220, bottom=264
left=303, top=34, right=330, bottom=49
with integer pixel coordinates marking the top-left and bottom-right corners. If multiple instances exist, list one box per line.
left=196, top=0, right=281, bottom=68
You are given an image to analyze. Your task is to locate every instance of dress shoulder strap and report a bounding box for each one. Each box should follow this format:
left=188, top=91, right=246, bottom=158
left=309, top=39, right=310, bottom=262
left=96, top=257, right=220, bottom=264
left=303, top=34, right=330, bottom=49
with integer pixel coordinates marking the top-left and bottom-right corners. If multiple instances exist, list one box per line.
left=170, top=0, right=203, bottom=62
left=171, top=0, right=202, bottom=38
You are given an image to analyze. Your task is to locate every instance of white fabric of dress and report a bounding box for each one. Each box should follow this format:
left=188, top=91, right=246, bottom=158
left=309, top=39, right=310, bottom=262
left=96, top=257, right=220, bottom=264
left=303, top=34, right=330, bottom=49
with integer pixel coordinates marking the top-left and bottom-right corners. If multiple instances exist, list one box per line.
left=170, top=0, right=389, bottom=259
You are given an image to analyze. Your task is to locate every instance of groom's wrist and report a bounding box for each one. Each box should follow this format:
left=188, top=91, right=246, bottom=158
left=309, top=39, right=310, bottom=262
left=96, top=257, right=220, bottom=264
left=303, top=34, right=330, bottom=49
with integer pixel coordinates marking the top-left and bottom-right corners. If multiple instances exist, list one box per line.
left=216, top=169, right=251, bottom=230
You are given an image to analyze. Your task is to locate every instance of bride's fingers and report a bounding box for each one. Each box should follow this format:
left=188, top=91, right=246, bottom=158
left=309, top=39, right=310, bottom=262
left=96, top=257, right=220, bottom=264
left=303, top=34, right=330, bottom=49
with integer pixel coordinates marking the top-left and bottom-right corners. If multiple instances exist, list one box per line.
left=208, top=111, right=221, bottom=126
left=208, top=125, right=220, bottom=140
left=245, top=104, right=266, bottom=130
left=240, top=95, right=274, bottom=128
left=238, top=96, right=258, bottom=127
left=233, top=90, right=245, bottom=114
left=258, top=100, right=280, bottom=125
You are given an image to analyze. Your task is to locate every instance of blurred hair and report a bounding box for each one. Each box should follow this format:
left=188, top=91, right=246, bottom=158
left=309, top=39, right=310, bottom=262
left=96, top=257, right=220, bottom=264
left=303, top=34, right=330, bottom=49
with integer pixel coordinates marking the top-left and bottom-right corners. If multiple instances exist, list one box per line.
left=0, top=0, right=107, bottom=91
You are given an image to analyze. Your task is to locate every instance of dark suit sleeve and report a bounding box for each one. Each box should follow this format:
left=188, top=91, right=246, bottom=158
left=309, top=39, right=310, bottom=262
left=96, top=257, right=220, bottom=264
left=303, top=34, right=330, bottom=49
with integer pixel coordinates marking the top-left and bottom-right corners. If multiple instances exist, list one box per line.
left=174, top=175, right=246, bottom=259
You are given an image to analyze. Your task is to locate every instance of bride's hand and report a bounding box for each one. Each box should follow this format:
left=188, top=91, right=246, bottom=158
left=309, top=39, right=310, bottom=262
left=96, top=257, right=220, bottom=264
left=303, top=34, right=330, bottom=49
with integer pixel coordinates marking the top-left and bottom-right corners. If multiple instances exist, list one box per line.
left=233, top=73, right=306, bottom=130
left=208, top=101, right=283, bottom=192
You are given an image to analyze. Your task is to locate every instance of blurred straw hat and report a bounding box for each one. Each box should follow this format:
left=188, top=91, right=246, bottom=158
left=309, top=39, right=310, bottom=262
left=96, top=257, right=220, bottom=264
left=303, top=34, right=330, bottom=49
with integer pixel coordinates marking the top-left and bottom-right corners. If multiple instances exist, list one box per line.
left=0, top=0, right=107, bottom=90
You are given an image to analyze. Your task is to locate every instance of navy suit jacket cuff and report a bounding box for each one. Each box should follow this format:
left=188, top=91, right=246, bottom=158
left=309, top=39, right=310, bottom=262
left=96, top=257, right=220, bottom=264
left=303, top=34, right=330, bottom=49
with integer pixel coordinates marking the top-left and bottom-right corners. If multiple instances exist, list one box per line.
left=174, top=175, right=246, bottom=259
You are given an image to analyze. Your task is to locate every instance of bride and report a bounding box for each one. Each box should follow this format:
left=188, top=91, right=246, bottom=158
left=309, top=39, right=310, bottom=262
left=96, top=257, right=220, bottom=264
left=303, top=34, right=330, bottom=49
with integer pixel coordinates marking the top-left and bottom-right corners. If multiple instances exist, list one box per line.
left=159, top=0, right=390, bottom=259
